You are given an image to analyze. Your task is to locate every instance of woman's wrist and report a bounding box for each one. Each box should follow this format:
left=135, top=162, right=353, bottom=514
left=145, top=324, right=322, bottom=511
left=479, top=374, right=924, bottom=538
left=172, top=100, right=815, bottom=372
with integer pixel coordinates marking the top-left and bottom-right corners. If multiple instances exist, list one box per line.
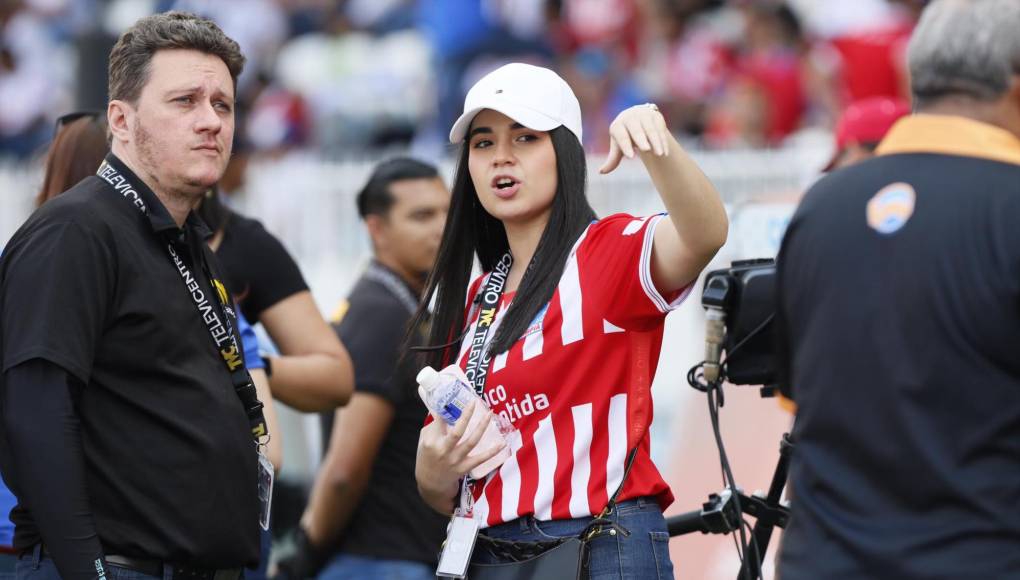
left=418, top=478, right=459, bottom=514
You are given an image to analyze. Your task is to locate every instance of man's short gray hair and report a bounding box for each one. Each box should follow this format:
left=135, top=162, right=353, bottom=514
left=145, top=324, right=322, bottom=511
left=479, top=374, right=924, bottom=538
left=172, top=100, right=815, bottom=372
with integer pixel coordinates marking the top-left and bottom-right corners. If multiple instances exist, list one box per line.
left=907, top=0, right=1020, bottom=107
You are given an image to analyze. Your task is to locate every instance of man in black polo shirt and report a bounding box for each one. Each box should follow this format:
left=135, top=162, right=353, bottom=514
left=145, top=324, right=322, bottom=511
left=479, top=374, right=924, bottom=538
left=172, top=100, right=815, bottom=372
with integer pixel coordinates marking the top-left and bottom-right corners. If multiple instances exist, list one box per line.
left=0, top=12, right=264, bottom=580
left=277, top=158, right=450, bottom=580
left=776, top=1, right=1020, bottom=578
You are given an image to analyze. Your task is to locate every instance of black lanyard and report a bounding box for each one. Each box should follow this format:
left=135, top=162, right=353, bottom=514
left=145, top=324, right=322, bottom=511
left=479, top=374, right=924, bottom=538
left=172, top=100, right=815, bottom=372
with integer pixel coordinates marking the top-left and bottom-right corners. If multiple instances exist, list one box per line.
left=364, top=261, right=419, bottom=316
left=96, top=160, right=268, bottom=442
left=463, top=252, right=513, bottom=396
left=456, top=252, right=512, bottom=510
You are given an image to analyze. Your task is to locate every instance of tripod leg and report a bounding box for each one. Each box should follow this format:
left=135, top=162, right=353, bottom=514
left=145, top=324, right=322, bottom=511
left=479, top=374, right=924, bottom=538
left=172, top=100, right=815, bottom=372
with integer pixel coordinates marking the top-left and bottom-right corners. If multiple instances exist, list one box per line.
left=734, top=434, right=794, bottom=580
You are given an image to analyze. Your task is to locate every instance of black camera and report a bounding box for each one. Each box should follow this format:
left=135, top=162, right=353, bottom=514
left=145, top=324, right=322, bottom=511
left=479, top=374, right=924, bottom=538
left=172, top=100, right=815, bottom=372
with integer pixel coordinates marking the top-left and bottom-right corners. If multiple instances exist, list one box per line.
left=701, top=258, right=777, bottom=386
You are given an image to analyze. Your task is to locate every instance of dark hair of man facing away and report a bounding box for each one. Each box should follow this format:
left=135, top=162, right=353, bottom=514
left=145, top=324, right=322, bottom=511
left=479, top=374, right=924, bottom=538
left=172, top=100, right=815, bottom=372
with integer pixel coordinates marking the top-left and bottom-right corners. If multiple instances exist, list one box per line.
left=108, top=11, right=245, bottom=104
left=356, top=157, right=440, bottom=219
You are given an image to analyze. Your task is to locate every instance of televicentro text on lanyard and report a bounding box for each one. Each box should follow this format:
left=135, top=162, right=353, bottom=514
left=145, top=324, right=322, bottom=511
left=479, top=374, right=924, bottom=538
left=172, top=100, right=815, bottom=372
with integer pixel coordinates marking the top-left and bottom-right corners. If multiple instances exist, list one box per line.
left=458, top=251, right=513, bottom=516
left=96, top=159, right=269, bottom=443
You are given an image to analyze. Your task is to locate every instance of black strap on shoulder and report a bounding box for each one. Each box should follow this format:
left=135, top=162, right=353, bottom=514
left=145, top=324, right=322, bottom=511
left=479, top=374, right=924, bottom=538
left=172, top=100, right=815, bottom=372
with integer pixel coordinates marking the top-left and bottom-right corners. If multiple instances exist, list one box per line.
left=364, top=261, right=419, bottom=316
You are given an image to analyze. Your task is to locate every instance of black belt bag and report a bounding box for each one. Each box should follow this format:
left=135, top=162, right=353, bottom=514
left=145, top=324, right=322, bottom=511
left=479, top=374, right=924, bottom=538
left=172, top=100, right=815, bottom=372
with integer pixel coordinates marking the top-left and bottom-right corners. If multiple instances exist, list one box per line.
left=468, top=535, right=586, bottom=580
left=465, top=448, right=638, bottom=580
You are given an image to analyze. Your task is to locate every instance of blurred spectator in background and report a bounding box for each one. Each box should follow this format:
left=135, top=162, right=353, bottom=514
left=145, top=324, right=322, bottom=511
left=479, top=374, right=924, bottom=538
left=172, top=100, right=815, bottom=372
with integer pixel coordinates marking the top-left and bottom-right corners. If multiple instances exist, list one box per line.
left=196, top=185, right=354, bottom=415
left=703, top=2, right=839, bottom=147
left=167, top=0, right=288, bottom=97
left=279, top=158, right=450, bottom=580
left=792, top=0, right=915, bottom=104
left=0, top=0, right=923, bottom=157
left=561, top=46, right=650, bottom=152
left=822, top=96, right=910, bottom=171
left=415, top=0, right=552, bottom=148
left=35, top=111, right=107, bottom=205
left=0, top=0, right=69, bottom=158
left=655, top=1, right=732, bottom=137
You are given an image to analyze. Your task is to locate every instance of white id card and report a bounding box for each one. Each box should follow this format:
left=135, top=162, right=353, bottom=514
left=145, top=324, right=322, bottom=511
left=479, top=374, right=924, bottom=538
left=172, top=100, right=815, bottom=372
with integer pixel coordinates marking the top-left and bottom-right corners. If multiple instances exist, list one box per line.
left=257, top=451, right=274, bottom=531
left=436, top=515, right=480, bottom=578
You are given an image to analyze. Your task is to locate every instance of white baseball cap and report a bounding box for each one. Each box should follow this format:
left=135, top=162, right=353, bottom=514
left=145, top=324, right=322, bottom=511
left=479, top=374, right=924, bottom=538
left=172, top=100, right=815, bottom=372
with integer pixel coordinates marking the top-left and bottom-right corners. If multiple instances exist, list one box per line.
left=449, top=63, right=583, bottom=145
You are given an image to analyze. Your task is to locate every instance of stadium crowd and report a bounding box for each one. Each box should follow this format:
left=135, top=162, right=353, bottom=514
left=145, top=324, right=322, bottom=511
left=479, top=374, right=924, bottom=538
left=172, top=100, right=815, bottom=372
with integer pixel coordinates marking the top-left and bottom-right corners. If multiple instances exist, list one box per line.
left=2, top=0, right=922, bottom=159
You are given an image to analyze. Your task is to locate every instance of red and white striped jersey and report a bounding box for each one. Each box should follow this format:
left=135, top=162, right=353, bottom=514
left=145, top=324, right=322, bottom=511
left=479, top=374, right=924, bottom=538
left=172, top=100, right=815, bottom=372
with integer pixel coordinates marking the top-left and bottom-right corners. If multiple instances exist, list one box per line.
left=456, top=213, right=692, bottom=528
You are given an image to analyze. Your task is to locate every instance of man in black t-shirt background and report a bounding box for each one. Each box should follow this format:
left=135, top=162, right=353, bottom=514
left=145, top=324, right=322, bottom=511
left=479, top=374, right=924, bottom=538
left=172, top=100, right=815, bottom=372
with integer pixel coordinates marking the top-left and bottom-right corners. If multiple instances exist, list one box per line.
left=277, top=158, right=450, bottom=580
left=0, top=11, right=263, bottom=580
left=776, top=1, right=1020, bottom=578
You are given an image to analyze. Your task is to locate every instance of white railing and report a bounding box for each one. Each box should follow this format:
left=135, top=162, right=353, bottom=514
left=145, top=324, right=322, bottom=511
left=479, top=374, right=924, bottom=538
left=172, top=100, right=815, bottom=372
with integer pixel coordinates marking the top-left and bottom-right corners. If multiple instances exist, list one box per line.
left=2, top=146, right=824, bottom=298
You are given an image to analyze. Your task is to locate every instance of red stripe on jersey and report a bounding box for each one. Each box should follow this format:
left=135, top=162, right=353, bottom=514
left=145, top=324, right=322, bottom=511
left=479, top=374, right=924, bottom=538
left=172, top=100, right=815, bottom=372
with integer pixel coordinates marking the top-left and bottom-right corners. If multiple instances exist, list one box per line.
left=515, top=420, right=539, bottom=518
left=587, top=400, right=611, bottom=512
left=482, top=463, right=504, bottom=526
left=550, top=399, right=575, bottom=521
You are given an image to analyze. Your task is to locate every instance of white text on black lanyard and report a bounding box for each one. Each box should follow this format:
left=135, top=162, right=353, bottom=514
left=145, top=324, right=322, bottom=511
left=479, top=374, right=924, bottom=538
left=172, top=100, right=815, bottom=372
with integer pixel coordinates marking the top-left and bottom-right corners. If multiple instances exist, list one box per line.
left=458, top=252, right=512, bottom=515
left=463, top=252, right=513, bottom=395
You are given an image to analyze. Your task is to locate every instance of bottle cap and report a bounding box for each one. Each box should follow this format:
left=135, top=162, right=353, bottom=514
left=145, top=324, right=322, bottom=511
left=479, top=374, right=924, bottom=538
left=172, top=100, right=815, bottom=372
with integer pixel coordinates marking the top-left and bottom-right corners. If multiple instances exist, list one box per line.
left=416, top=366, right=439, bottom=389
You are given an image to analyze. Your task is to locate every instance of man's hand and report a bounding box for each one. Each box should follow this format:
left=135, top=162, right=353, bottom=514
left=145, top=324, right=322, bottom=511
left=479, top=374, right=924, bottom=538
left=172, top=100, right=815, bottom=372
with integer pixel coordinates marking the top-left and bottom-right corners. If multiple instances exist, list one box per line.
left=271, top=527, right=331, bottom=580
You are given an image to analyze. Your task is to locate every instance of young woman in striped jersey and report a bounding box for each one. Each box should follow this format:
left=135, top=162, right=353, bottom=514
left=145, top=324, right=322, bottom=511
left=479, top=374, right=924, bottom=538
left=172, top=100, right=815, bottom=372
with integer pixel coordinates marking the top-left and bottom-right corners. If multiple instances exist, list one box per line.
left=412, top=63, right=727, bottom=578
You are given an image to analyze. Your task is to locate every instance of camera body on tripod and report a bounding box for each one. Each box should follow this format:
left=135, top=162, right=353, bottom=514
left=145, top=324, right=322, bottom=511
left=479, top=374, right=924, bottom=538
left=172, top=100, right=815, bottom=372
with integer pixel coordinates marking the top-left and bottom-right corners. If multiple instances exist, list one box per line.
left=702, top=258, right=777, bottom=386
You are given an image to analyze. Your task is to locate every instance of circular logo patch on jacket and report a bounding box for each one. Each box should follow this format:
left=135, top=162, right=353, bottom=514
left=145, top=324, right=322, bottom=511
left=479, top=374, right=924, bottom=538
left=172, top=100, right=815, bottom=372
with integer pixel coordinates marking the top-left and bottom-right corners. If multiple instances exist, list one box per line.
left=867, top=182, right=916, bottom=234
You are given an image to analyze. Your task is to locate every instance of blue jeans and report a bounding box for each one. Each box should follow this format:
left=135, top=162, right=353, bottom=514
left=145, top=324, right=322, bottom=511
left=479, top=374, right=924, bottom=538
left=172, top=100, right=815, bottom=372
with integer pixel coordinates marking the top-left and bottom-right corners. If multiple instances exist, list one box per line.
left=316, top=554, right=433, bottom=580
left=16, top=545, right=170, bottom=580
left=1, top=552, right=18, bottom=580
left=473, top=496, right=674, bottom=579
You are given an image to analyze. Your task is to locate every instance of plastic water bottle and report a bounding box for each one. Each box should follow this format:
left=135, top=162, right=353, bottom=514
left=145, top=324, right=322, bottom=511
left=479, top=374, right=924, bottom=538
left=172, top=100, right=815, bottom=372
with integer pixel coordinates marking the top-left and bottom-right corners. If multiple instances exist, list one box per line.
left=417, top=365, right=476, bottom=424
left=417, top=364, right=514, bottom=479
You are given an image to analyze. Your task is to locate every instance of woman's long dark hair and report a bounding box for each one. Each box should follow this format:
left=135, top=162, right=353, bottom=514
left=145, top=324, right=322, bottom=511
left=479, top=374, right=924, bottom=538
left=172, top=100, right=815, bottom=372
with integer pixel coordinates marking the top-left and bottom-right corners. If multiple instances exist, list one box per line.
left=410, top=126, right=596, bottom=370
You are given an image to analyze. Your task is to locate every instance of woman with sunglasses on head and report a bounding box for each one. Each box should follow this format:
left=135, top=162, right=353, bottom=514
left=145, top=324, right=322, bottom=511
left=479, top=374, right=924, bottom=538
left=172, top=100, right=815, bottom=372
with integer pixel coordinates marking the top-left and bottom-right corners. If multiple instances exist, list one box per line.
left=35, top=112, right=109, bottom=206
left=412, top=63, right=727, bottom=577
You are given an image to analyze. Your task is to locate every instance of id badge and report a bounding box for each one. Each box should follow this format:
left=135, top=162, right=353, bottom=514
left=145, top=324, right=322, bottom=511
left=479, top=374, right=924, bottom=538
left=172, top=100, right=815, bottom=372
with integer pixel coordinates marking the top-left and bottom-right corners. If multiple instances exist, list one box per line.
left=436, top=514, right=480, bottom=578
left=257, top=450, right=274, bottom=531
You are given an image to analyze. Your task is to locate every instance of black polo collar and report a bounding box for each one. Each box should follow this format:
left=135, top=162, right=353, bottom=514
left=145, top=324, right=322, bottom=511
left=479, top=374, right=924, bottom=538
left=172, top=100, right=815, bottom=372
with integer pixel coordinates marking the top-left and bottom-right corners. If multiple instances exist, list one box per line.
left=96, top=153, right=213, bottom=240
